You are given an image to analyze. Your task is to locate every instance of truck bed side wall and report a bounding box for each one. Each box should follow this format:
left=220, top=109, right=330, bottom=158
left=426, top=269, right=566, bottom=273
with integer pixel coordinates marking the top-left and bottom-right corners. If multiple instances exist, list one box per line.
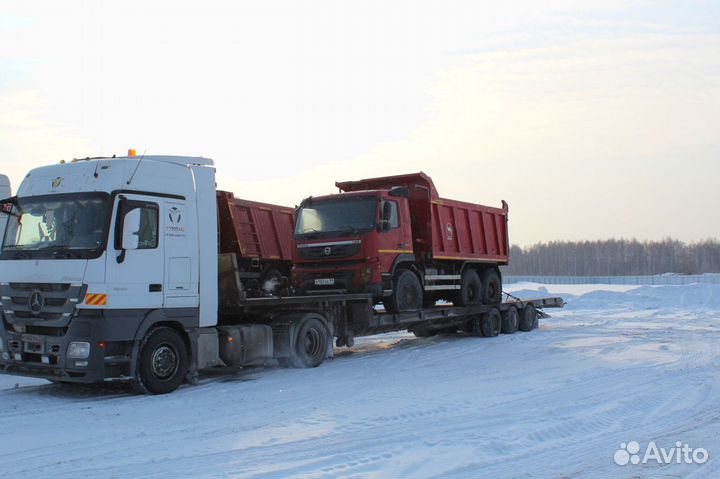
left=217, top=191, right=295, bottom=262
left=430, top=199, right=509, bottom=263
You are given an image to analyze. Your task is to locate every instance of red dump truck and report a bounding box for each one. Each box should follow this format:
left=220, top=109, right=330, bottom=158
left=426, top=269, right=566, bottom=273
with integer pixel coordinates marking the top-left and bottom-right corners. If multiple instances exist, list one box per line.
left=292, top=172, right=509, bottom=312
left=216, top=191, right=295, bottom=296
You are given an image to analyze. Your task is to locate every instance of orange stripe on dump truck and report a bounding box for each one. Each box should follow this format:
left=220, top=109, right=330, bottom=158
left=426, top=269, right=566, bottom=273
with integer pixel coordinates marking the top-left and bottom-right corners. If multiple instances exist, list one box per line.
left=84, top=294, right=107, bottom=306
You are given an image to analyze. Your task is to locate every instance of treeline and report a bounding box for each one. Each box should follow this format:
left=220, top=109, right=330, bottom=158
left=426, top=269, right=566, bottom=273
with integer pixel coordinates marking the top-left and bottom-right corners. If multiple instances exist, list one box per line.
left=504, top=239, right=720, bottom=276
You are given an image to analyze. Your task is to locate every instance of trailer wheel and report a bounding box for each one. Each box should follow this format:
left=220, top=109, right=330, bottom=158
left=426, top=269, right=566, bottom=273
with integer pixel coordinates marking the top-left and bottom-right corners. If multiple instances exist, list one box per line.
left=290, top=315, right=329, bottom=368
left=501, top=307, right=519, bottom=334
left=481, top=308, right=502, bottom=337
left=468, top=315, right=483, bottom=336
left=481, top=269, right=502, bottom=304
left=519, top=304, right=537, bottom=332
left=385, top=270, right=423, bottom=313
left=454, top=269, right=482, bottom=306
left=132, top=327, right=188, bottom=395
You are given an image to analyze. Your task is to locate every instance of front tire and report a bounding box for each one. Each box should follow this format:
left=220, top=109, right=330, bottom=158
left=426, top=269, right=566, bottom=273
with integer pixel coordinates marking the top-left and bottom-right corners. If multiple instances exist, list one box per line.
left=132, top=327, right=188, bottom=395
left=384, top=270, right=423, bottom=313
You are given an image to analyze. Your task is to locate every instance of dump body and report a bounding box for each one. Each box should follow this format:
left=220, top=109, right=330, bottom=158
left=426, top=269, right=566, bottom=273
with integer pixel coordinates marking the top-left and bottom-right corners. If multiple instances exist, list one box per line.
left=216, top=191, right=295, bottom=294
left=335, top=172, right=509, bottom=264
left=217, top=191, right=294, bottom=262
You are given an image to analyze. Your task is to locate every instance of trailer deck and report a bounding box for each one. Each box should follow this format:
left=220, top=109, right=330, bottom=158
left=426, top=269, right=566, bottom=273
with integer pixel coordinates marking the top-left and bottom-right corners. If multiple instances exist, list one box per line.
left=235, top=293, right=565, bottom=346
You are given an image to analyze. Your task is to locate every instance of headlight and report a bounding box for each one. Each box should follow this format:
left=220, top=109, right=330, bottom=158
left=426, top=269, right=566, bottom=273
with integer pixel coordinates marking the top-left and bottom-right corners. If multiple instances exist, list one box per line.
left=67, top=341, right=90, bottom=359
left=359, top=265, right=373, bottom=284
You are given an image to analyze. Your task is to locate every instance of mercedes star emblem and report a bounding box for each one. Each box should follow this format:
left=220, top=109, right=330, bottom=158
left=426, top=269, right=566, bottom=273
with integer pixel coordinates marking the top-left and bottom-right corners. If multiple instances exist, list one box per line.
left=29, top=290, right=45, bottom=315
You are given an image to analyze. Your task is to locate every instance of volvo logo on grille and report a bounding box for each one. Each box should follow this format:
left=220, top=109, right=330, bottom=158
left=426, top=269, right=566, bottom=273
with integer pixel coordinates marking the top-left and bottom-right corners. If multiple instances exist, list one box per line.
left=29, top=290, right=45, bottom=315
left=324, top=247, right=332, bottom=256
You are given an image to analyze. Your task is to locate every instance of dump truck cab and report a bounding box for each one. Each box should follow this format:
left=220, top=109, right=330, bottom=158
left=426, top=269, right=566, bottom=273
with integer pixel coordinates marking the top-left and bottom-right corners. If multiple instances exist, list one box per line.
left=292, top=188, right=414, bottom=297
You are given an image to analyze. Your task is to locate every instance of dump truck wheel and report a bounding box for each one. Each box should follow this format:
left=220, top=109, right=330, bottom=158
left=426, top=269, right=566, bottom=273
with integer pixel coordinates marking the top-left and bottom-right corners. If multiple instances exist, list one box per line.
left=481, top=269, right=502, bottom=304
left=132, top=327, right=188, bottom=395
left=519, top=304, right=537, bottom=332
left=501, top=306, right=519, bottom=334
left=290, top=315, right=329, bottom=368
left=481, top=308, right=501, bottom=337
left=454, top=269, right=482, bottom=306
left=385, top=270, right=423, bottom=313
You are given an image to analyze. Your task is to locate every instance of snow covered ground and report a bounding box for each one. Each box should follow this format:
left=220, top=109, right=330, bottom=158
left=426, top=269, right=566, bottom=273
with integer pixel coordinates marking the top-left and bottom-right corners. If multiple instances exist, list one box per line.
left=2, top=283, right=720, bottom=478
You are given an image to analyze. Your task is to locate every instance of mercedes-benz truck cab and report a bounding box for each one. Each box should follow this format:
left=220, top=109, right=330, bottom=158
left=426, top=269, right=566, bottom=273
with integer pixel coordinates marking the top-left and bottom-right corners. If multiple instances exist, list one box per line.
left=0, top=155, right=218, bottom=392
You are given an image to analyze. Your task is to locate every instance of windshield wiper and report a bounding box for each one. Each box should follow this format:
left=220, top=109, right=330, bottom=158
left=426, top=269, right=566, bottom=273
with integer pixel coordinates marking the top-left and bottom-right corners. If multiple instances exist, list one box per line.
left=52, top=250, right=82, bottom=259
left=11, top=250, right=32, bottom=259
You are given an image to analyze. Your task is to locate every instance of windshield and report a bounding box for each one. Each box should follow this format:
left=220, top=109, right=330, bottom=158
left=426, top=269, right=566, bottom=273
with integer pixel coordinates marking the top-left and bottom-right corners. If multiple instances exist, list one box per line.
left=295, top=197, right=377, bottom=238
left=1, top=193, right=111, bottom=259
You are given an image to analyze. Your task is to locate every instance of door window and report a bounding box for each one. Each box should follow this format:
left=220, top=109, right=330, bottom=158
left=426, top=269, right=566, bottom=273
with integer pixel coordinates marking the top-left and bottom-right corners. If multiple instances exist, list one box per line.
left=116, top=200, right=159, bottom=250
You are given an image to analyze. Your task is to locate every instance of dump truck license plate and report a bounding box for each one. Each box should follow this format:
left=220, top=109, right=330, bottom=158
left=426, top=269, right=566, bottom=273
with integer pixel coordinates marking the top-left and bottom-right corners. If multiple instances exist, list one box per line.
left=314, top=278, right=335, bottom=286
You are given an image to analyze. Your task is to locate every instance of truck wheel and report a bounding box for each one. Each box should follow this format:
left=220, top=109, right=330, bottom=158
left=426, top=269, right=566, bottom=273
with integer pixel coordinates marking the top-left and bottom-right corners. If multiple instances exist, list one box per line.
left=501, top=307, right=519, bottom=334
left=384, top=270, right=423, bottom=313
left=519, top=304, right=537, bottom=332
left=454, top=269, right=482, bottom=306
left=290, top=316, right=329, bottom=368
left=132, top=327, right=188, bottom=395
left=481, top=269, right=502, bottom=304
left=481, top=308, right=501, bottom=337
left=468, top=314, right=483, bottom=336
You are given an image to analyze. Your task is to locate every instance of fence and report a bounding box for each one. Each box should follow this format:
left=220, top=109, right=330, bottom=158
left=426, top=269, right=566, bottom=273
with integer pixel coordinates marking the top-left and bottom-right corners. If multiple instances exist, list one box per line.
left=504, top=274, right=720, bottom=285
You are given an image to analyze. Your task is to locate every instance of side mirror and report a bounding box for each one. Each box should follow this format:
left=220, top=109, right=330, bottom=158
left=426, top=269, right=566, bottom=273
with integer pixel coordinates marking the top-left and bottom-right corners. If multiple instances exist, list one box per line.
left=121, top=208, right=141, bottom=250
left=382, top=201, right=392, bottom=221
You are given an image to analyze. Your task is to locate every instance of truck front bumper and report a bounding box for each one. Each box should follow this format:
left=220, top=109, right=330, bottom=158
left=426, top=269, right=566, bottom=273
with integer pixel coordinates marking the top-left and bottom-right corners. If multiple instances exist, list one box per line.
left=293, top=264, right=383, bottom=297
left=0, top=311, right=133, bottom=384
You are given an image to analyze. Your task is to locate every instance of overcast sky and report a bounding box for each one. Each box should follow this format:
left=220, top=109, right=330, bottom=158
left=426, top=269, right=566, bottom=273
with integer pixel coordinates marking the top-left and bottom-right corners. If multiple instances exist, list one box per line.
left=0, top=1, right=718, bottom=246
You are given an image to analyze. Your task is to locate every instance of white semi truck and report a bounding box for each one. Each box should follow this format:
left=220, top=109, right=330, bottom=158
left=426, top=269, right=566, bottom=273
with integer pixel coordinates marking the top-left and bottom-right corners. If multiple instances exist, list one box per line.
left=0, top=155, right=563, bottom=393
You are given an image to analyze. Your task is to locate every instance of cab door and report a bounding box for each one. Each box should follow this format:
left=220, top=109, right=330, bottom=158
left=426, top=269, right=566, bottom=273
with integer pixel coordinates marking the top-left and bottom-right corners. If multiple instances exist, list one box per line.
left=105, top=194, right=164, bottom=309
left=378, top=198, right=413, bottom=272
left=162, top=197, right=199, bottom=309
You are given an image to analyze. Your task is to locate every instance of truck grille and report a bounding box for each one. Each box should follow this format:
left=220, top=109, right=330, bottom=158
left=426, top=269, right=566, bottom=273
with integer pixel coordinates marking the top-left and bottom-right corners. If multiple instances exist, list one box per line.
left=298, top=241, right=361, bottom=260
left=1, top=283, right=84, bottom=324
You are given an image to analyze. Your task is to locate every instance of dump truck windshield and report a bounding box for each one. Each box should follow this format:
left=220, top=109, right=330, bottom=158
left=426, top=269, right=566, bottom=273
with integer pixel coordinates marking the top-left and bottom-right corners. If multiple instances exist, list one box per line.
left=1, top=193, right=111, bottom=259
left=295, top=197, right=376, bottom=238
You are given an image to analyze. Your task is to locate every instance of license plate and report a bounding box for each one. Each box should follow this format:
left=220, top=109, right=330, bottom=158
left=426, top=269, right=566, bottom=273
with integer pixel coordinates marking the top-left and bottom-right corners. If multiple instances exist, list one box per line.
left=314, top=278, right=335, bottom=286
left=23, top=334, right=45, bottom=354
